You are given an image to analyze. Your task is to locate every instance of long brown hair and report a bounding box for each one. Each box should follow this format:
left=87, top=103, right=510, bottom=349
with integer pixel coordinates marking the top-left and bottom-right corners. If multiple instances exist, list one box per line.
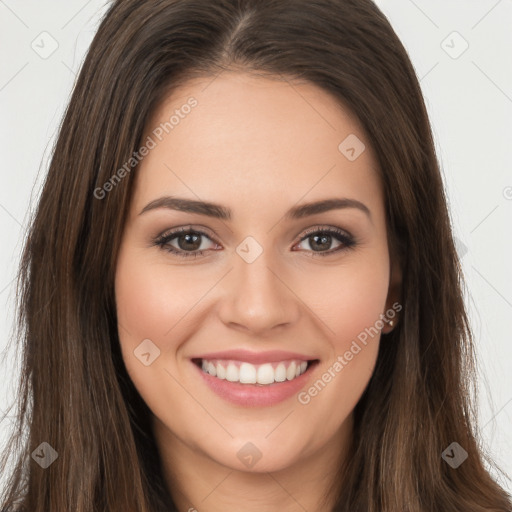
left=1, top=0, right=511, bottom=510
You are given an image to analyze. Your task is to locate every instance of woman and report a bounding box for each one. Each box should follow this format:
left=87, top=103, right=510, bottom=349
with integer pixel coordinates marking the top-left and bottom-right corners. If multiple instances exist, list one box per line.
left=1, top=0, right=511, bottom=510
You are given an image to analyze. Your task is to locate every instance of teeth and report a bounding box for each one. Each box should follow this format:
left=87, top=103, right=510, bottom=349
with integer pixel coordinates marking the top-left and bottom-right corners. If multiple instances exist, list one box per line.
left=226, top=363, right=239, bottom=382
left=239, top=362, right=256, bottom=384
left=216, top=362, right=226, bottom=379
left=257, top=363, right=274, bottom=385
left=207, top=361, right=216, bottom=377
left=286, top=361, right=296, bottom=380
left=275, top=363, right=287, bottom=382
left=199, top=358, right=310, bottom=385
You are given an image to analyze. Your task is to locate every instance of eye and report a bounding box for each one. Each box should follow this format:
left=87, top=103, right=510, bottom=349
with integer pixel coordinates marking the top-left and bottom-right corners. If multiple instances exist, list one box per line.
left=153, top=226, right=220, bottom=258
left=292, top=226, right=356, bottom=257
left=153, top=225, right=356, bottom=259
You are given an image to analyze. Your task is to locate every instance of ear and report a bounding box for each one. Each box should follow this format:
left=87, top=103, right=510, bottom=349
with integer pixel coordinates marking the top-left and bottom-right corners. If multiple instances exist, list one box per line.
left=381, top=257, right=402, bottom=334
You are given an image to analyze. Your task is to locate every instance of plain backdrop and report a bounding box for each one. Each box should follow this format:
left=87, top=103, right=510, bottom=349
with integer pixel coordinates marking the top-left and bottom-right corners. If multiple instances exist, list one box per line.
left=1, top=0, right=511, bottom=495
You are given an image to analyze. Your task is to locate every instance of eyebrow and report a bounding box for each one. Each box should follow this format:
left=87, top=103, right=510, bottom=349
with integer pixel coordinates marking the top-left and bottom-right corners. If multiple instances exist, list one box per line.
left=139, top=196, right=371, bottom=222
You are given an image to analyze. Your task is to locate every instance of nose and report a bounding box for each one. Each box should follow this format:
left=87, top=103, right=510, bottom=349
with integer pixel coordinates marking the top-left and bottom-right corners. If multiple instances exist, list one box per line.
left=217, top=246, right=300, bottom=336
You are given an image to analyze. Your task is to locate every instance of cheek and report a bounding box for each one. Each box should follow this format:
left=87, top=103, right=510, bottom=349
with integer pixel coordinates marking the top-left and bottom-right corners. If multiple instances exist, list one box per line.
left=115, top=247, right=210, bottom=346
left=334, top=267, right=389, bottom=346
left=296, top=250, right=389, bottom=405
left=309, top=251, right=390, bottom=348
left=113, top=248, right=204, bottom=402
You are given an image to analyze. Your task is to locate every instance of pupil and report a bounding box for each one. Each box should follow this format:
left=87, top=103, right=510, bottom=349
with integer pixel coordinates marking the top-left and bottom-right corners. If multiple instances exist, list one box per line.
left=311, top=234, right=331, bottom=251
left=179, top=233, right=201, bottom=250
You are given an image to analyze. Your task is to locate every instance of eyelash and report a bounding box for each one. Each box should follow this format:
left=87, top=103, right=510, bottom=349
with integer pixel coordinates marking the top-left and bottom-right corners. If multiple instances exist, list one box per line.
left=153, top=225, right=356, bottom=259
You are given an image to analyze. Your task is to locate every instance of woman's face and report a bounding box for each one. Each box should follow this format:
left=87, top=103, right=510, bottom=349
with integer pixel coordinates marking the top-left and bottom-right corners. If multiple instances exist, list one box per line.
left=115, top=71, right=400, bottom=474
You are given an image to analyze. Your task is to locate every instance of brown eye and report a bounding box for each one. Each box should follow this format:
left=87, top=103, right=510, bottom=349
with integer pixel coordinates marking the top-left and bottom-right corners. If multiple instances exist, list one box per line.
left=293, top=227, right=356, bottom=257
left=154, top=227, right=219, bottom=258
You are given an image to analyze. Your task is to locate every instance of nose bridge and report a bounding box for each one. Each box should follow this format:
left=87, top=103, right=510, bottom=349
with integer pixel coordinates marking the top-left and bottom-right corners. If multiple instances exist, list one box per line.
left=218, top=235, right=298, bottom=333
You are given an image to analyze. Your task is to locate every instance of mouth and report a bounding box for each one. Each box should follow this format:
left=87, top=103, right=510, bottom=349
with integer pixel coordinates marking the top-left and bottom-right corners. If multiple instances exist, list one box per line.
left=189, top=348, right=321, bottom=406
left=191, top=357, right=320, bottom=386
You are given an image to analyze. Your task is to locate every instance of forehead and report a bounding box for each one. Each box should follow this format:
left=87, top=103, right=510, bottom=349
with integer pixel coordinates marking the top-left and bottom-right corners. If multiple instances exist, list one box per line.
left=133, top=71, right=383, bottom=222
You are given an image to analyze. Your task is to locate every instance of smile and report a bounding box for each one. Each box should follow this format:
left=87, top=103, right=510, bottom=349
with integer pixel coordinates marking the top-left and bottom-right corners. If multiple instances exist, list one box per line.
left=196, top=358, right=310, bottom=385
left=191, top=356, right=320, bottom=407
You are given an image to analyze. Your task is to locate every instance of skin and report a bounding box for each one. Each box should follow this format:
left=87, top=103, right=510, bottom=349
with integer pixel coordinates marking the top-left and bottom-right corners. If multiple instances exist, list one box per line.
left=115, top=71, right=401, bottom=512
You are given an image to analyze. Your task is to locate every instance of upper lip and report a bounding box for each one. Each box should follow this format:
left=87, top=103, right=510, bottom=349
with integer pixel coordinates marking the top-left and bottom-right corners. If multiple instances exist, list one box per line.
left=192, top=349, right=317, bottom=364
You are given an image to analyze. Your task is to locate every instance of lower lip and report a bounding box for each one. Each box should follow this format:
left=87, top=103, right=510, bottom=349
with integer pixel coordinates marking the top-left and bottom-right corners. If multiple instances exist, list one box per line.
left=192, top=360, right=318, bottom=407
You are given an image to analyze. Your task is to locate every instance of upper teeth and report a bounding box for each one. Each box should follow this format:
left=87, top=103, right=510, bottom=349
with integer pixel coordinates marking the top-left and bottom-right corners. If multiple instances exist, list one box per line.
left=201, top=359, right=308, bottom=385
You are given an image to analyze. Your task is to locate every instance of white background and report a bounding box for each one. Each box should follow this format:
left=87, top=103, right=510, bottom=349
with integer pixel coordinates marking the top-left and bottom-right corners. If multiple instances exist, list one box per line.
left=1, top=0, right=511, bottom=495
